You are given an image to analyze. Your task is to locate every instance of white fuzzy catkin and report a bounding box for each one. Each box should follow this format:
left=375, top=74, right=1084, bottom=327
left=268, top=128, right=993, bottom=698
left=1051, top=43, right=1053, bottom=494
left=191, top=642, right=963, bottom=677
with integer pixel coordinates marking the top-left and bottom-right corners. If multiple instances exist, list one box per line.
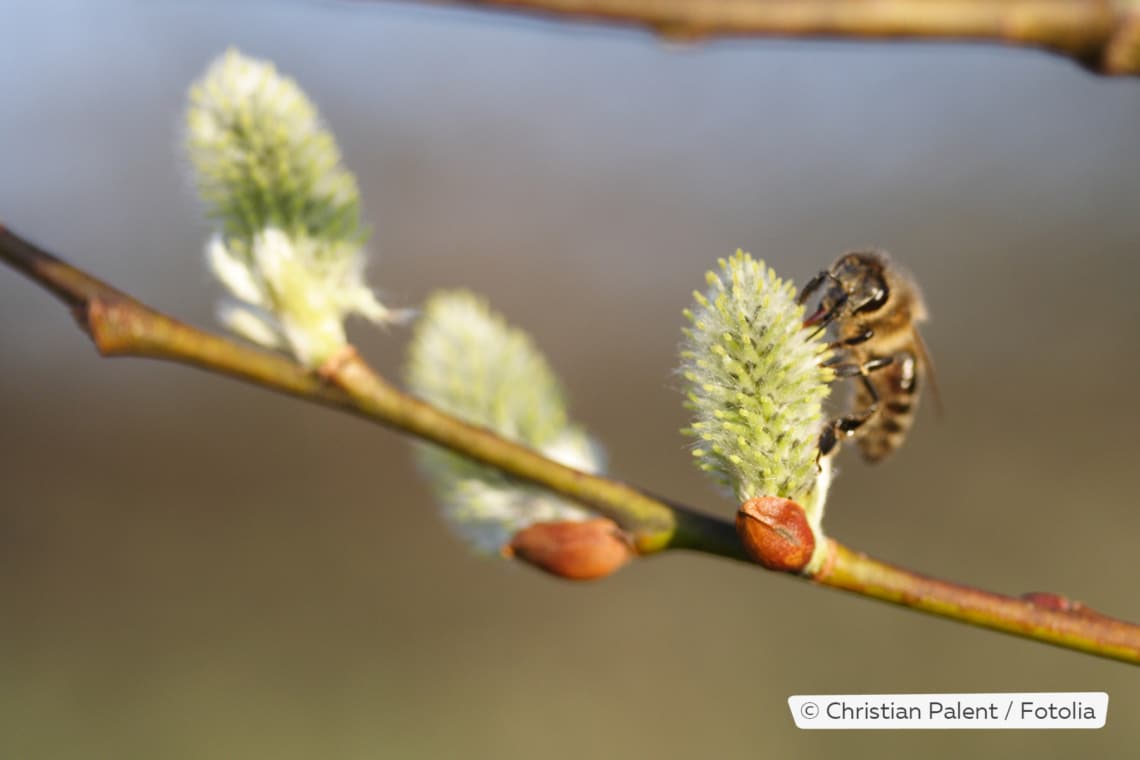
left=186, top=48, right=360, bottom=243
left=406, top=291, right=604, bottom=553
left=187, top=49, right=406, bottom=367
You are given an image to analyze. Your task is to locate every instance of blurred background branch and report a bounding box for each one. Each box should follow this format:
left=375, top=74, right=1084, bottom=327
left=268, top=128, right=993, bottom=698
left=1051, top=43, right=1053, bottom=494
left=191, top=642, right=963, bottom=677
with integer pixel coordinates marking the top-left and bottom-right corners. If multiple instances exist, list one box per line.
left=3, top=222, right=1138, bottom=664
left=422, top=0, right=1140, bottom=75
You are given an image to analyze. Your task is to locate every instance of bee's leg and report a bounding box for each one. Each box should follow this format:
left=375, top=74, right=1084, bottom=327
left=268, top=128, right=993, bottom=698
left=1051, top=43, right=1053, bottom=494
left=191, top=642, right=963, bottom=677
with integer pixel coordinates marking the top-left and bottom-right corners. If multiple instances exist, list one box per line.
left=817, top=402, right=874, bottom=457
left=796, top=270, right=831, bottom=305
left=815, top=356, right=892, bottom=463
left=827, top=325, right=873, bottom=349
left=821, top=347, right=884, bottom=369
left=818, top=424, right=839, bottom=459
left=833, top=355, right=893, bottom=379
left=817, top=415, right=864, bottom=463
left=833, top=357, right=892, bottom=424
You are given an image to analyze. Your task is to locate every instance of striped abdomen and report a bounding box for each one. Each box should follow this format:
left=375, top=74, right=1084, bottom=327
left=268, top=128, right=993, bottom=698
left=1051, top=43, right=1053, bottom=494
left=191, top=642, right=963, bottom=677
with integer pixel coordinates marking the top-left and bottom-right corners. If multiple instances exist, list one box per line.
left=856, top=349, right=920, bottom=462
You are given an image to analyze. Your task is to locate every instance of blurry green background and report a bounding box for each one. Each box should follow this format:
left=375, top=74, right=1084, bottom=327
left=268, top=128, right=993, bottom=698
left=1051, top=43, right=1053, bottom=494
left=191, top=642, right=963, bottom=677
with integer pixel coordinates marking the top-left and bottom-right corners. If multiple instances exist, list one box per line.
left=2, top=2, right=1139, bottom=758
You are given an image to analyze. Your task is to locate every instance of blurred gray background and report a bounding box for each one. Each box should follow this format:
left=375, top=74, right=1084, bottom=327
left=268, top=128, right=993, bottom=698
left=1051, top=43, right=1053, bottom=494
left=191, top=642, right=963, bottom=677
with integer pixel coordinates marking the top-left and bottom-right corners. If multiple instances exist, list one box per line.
left=2, top=1, right=1138, bottom=758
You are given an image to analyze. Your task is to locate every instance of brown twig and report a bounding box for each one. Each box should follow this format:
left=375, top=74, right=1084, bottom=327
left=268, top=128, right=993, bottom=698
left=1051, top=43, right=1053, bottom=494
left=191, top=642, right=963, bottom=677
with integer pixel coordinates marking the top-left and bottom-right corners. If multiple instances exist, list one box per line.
left=2, top=223, right=1138, bottom=663
left=817, top=542, right=1140, bottom=663
left=417, top=0, right=1140, bottom=75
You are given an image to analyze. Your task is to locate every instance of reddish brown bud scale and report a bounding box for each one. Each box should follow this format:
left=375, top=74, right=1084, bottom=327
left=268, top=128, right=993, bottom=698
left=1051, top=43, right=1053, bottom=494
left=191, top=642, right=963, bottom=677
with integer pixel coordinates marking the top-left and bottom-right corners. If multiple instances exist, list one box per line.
left=736, top=496, right=815, bottom=573
left=1021, top=591, right=1080, bottom=613
left=505, top=518, right=634, bottom=581
left=1021, top=592, right=1111, bottom=620
left=317, top=344, right=360, bottom=381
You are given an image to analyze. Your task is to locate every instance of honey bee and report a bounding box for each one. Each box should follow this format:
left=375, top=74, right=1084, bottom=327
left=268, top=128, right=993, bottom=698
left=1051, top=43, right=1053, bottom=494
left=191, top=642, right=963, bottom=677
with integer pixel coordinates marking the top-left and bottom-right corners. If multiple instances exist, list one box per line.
left=797, top=250, right=939, bottom=462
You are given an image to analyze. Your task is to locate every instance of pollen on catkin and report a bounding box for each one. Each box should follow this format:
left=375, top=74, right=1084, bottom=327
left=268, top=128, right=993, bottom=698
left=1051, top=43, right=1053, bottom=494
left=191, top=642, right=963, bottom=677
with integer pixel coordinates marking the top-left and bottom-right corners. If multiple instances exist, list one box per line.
left=680, top=250, right=833, bottom=505
left=406, top=290, right=604, bottom=554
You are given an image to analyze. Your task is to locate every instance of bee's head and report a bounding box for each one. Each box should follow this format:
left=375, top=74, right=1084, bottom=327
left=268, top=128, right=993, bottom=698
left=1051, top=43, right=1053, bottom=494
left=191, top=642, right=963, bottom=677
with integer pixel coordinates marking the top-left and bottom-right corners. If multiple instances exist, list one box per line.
left=833, top=251, right=890, bottom=315
left=800, top=249, right=893, bottom=329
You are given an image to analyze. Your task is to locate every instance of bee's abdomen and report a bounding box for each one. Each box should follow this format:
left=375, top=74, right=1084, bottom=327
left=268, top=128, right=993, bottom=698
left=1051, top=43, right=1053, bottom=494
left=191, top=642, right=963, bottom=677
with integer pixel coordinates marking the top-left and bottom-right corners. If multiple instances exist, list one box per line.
left=857, top=350, right=920, bottom=463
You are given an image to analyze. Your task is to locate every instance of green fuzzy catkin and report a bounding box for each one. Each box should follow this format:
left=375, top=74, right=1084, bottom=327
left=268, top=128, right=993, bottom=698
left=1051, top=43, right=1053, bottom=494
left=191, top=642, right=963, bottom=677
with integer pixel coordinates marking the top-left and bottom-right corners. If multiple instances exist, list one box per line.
left=680, top=250, right=833, bottom=503
left=186, top=48, right=363, bottom=247
left=405, top=290, right=603, bottom=553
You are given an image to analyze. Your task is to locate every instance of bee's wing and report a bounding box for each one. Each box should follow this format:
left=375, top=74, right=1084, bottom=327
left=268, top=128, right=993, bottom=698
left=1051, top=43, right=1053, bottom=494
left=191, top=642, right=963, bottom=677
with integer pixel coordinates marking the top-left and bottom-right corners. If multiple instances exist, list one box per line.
left=912, top=326, right=943, bottom=418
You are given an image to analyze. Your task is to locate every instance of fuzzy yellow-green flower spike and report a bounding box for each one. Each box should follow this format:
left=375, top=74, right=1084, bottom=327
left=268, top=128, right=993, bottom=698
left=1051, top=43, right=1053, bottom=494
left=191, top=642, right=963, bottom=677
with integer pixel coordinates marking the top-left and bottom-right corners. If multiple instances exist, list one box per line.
left=406, top=290, right=605, bottom=554
left=186, top=49, right=407, bottom=368
left=186, top=48, right=360, bottom=244
left=680, top=251, right=835, bottom=538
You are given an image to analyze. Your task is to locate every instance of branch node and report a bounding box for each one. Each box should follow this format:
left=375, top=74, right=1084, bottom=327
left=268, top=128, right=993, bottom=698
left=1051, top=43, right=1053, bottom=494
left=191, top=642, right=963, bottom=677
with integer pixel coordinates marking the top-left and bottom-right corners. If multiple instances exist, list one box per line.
left=317, top=344, right=362, bottom=383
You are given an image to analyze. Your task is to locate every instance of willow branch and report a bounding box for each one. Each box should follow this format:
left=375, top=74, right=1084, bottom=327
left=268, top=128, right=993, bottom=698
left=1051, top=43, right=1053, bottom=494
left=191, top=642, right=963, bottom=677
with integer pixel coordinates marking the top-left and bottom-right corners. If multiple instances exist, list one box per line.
left=0, top=224, right=699, bottom=553
left=2, top=223, right=1137, bottom=664
left=417, top=0, right=1140, bottom=76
